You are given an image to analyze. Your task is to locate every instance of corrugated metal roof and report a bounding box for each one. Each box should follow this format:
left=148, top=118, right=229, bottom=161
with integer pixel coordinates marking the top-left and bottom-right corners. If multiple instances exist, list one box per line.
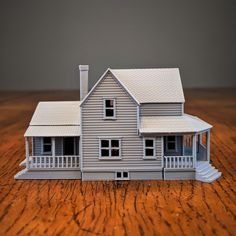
left=110, top=68, right=185, bottom=103
left=24, top=126, right=80, bottom=137
left=140, top=114, right=212, bottom=134
left=30, top=101, right=81, bottom=125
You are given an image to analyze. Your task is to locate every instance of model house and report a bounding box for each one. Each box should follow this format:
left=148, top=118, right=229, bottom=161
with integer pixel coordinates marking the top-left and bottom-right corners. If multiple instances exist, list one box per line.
left=15, top=65, right=221, bottom=182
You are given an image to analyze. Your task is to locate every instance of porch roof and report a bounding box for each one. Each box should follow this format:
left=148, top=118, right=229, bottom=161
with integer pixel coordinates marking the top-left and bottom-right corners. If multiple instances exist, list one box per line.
left=30, top=101, right=81, bottom=126
left=24, top=125, right=80, bottom=137
left=140, top=114, right=212, bottom=134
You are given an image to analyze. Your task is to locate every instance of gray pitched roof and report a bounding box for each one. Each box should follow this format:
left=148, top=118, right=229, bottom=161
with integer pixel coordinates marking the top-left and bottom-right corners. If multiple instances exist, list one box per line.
left=25, top=101, right=81, bottom=137
left=30, top=101, right=80, bottom=125
left=140, top=114, right=212, bottom=134
left=110, top=68, right=185, bottom=103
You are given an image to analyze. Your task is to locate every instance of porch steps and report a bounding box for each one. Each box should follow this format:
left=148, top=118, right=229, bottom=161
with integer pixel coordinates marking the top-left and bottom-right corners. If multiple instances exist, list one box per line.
left=14, top=168, right=82, bottom=180
left=196, top=162, right=221, bottom=183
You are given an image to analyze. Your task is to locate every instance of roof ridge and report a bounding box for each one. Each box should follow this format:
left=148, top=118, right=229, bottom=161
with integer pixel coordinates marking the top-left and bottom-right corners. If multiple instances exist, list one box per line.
left=110, top=68, right=179, bottom=70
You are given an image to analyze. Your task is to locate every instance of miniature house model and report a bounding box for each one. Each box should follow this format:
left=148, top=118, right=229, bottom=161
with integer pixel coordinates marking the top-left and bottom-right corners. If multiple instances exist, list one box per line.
left=15, top=65, right=221, bottom=182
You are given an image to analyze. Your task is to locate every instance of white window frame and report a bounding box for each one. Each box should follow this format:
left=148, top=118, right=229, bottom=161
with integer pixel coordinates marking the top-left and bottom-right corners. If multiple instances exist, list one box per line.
left=166, top=136, right=177, bottom=152
left=99, top=138, right=122, bottom=160
left=42, top=137, right=52, bottom=155
left=103, top=98, right=116, bottom=119
left=143, top=138, right=156, bottom=159
left=115, top=171, right=129, bottom=180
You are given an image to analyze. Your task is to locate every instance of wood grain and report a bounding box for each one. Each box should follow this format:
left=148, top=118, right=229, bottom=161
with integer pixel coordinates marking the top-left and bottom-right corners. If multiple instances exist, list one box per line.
left=0, top=89, right=235, bottom=236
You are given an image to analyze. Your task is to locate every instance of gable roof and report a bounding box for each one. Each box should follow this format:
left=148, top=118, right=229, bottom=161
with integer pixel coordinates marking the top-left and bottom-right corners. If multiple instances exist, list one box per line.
left=110, top=68, right=185, bottom=103
left=80, top=69, right=139, bottom=106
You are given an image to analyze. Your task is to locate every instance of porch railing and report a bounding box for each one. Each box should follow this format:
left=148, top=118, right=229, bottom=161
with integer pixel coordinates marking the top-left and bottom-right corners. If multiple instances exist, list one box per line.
left=164, top=156, right=194, bottom=169
left=28, top=156, right=80, bottom=169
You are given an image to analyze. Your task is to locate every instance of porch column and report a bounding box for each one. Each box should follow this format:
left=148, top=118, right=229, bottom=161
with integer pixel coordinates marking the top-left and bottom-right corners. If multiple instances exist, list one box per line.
left=52, top=137, right=55, bottom=156
left=199, top=133, right=202, bottom=144
left=207, top=130, right=210, bottom=162
left=25, top=137, right=30, bottom=169
left=192, top=134, right=196, bottom=168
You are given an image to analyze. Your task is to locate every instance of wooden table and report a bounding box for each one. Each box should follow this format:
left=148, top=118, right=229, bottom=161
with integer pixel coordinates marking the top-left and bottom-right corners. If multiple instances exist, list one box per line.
left=0, top=89, right=235, bottom=236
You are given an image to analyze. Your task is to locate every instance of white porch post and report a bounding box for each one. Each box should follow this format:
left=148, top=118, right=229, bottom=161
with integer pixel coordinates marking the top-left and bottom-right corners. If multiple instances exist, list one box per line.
left=52, top=137, right=56, bottom=168
left=25, top=137, right=30, bottom=169
left=192, top=134, right=196, bottom=168
left=199, top=133, right=202, bottom=144
left=207, top=130, right=210, bottom=162
left=52, top=137, right=56, bottom=156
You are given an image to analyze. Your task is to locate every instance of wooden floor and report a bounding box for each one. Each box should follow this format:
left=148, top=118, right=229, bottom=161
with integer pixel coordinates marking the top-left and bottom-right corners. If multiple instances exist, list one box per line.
left=0, top=89, right=235, bottom=236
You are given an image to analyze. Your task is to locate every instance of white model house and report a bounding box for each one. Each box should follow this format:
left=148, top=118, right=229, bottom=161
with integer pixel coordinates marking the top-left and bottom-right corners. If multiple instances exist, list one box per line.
left=15, top=65, right=221, bottom=182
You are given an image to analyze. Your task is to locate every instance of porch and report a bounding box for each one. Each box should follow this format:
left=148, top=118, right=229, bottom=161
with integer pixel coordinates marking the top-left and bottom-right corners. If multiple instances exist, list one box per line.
left=14, top=101, right=82, bottom=179
left=139, top=114, right=220, bottom=181
left=23, top=123, right=80, bottom=171
left=24, top=137, right=80, bottom=170
left=163, top=131, right=210, bottom=170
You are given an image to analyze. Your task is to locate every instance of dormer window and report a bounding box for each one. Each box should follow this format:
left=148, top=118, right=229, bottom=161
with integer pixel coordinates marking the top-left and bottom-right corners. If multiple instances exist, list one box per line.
left=103, top=98, right=116, bottom=119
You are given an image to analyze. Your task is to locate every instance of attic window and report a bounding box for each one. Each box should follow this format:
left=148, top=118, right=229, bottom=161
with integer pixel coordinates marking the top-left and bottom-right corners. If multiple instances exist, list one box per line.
left=103, top=99, right=116, bottom=119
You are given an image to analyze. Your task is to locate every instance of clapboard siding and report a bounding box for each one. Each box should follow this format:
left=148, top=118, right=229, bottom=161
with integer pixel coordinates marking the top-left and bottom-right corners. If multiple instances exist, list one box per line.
left=140, top=103, right=183, bottom=116
left=81, top=73, right=163, bottom=171
left=33, top=137, right=42, bottom=155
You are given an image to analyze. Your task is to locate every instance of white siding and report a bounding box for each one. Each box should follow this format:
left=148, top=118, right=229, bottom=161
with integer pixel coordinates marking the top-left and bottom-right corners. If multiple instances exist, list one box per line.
left=81, top=73, right=163, bottom=171
left=140, top=103, right=183, bottom=116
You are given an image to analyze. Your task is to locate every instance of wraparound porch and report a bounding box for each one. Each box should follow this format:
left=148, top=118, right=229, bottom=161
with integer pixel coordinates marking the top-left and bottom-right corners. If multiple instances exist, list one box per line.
left=140, top=114, right=212, bottom=174
left=163, top=131, right=210, bottom=170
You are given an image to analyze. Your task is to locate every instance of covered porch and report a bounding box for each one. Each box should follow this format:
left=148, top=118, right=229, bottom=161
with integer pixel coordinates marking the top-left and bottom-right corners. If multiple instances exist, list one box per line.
left=163, top=131, right=211, bottom=169
left=24, top=125, right=80, bottom=170
left=140, top=114, right=212, bottom=171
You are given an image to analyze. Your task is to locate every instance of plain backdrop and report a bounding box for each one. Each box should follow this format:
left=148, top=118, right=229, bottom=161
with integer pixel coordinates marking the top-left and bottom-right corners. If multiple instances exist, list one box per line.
left=1, top=0, right=236, bottom=90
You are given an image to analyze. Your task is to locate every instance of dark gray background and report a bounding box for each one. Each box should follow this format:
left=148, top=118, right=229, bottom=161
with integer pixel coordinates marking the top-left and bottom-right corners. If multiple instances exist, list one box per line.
left=1, top=0, right=236, bottom=90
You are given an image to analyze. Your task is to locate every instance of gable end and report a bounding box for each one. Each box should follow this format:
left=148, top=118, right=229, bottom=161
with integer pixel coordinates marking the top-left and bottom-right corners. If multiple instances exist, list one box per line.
left=80, top=69, right=139, bottom=107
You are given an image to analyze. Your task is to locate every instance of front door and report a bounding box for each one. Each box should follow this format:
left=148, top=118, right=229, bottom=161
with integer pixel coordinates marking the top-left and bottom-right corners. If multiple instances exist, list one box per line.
left=63, top=137, right=75, bottom=155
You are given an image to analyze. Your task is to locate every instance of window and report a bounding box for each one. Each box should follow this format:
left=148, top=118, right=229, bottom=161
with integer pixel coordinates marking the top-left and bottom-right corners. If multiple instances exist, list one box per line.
left=103, top=99, right=116, bottom=119
left=143, top=138, right=156, bottom=159
left=116, top=171, right=129, bottom=180
left=166, top=136, right=177, bottom=151
left=116, top=172, right=122, bottom=178
left=99, top=138, right=121, bottom=159
left=123, top=172, right=128, bottom=178
left=42, top=137, right=52, bottom=154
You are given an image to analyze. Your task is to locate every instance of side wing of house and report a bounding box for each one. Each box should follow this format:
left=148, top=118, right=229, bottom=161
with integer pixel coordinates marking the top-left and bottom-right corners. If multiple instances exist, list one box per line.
left=81, top=71, right=163, bottom=180
left=15, top=102, right=81, bottom=180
